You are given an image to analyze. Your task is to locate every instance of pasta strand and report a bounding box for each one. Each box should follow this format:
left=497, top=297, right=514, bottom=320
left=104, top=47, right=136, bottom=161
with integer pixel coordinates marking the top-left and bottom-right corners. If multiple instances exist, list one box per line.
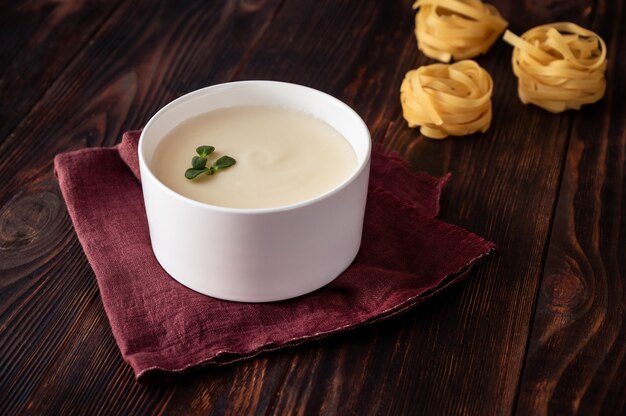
left=503, top=22, right=608, bottom=113
left=400, top=60, right=493, bottom=139
left=413, top=0, right=508, bottom=62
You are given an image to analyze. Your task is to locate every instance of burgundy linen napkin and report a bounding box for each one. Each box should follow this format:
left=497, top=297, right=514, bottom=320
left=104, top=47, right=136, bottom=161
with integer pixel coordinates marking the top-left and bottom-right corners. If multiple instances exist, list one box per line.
left=54, top=131, right=494, bottom=381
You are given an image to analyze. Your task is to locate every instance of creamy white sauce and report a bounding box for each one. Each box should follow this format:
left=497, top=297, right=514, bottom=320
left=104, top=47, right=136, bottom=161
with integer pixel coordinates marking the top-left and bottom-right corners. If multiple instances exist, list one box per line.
left=151, top=106, right=358, bottom=209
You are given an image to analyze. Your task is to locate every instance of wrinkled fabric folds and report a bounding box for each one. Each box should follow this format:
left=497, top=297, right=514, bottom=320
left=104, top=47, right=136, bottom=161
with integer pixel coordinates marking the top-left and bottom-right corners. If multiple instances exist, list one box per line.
left=54, top=130, right=494, bottom=381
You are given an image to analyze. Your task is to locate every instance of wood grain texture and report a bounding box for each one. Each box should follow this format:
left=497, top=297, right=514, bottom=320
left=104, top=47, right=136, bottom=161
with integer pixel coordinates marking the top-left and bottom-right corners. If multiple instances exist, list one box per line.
left=0, top=0, right=624, bottom=414
left=517, top=0, right=626, bottom=414
left=0, top=1, right=285, bottom=415
left=0, top=0, right=122, bottom=143
left=218, top=1, right=594, bottom=414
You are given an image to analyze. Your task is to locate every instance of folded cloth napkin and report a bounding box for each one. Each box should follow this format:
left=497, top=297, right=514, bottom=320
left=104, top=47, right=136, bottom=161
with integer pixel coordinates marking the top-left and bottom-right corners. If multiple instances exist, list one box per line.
left=54, top=131, right=495, bottom=381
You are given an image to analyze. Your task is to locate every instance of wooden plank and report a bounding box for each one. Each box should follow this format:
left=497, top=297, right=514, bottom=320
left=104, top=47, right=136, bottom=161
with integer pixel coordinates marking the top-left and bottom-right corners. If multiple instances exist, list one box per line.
left=0, top=0, right=122, bottom=143
left=158, top=357, right=291, bottom=416
left=517, top=0, right=626, bottom=414
left=158, top=2, right=407, bottom=413
left=0, top=1, right=285, bottom=414
left=219, top=0, right=596, bottom=414
left=2, top=0, right=619, bottom=414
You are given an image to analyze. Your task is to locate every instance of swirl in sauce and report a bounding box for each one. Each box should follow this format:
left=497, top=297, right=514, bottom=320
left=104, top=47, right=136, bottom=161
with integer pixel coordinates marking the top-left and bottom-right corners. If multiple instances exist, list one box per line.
left=151, top=106, right=358, bottom=209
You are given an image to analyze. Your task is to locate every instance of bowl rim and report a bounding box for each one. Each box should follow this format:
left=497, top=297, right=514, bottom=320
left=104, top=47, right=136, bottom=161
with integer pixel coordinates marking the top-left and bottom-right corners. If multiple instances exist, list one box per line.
left=138, top=80, right=372, bottom=215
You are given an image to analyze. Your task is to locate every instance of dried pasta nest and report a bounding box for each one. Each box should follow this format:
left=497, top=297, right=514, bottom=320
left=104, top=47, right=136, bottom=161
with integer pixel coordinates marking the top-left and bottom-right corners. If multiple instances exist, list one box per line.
left=503, top=22, right=608, bottom=113
left=413, top=0, right=508, bottom=62
left=400, top=60, right=493, bottom=139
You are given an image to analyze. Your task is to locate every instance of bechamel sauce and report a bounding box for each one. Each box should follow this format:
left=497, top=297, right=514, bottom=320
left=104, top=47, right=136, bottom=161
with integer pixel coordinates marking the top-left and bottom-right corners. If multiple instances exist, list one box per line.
left=151, top=106, right=358, bottom=209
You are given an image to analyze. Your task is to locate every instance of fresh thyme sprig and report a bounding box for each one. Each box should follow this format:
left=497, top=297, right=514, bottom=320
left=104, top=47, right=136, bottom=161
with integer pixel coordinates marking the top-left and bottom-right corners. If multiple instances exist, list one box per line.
left=185, top=145, right=236, bottom=180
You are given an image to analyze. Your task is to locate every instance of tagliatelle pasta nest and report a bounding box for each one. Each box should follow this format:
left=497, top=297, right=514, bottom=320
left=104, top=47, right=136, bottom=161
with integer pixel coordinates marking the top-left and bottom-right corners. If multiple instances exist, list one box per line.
left=400, top=60, right=493, bottom=139
left=503, top=22, right=608, bottom=113
left=413, top=0, right=508, bottom=62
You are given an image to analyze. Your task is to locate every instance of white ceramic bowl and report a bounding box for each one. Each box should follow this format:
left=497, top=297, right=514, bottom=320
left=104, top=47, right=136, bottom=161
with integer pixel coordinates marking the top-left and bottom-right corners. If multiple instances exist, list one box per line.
left=139, top=81, right=371, bottom=302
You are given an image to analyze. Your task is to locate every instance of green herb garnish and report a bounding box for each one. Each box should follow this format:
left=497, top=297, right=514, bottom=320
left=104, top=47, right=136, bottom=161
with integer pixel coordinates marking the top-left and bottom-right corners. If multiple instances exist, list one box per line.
left=185, top=145, right=236, bottom=180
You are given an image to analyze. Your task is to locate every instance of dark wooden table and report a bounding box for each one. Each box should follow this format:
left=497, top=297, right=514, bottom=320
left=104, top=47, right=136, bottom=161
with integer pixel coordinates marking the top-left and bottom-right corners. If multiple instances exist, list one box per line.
left=1, top=1, right=624, bottom=414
